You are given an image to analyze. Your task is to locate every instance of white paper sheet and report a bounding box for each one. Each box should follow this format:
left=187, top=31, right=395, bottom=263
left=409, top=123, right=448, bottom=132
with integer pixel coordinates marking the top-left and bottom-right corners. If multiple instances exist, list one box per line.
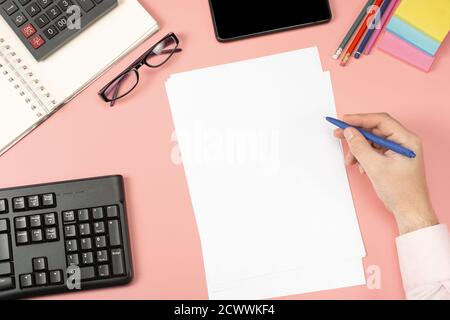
left=165, top=48, right=366, bottom=299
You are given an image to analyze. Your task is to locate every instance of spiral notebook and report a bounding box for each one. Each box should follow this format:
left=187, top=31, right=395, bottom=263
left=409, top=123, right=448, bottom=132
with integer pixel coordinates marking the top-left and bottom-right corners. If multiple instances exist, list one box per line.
left=0, top=0, right=159, bottom=155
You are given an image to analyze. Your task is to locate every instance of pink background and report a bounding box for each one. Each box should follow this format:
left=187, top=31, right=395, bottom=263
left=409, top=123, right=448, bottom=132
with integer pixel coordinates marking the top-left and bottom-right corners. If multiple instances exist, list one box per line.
left=1, top=0, right=449, bottom=299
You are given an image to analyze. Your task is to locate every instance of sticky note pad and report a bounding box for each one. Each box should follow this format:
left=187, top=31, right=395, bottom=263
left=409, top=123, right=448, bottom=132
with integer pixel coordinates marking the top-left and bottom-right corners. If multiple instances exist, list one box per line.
left=387, top=16, right=441, bottom=56
left=378, top=31, right=435, bottom=72
left=395, top=0, right=450, bottom=42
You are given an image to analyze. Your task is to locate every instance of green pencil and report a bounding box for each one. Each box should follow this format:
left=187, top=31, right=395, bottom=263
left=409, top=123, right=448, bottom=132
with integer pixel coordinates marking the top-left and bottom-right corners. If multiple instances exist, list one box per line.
left=332, top=0, right=375, bottom=60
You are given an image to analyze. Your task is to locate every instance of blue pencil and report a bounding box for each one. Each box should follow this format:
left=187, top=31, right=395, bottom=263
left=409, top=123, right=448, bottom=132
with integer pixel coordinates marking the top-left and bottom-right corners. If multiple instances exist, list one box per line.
left=355, top=0, right=392, bottom=59
left=325, top=117, right=416, bottom=158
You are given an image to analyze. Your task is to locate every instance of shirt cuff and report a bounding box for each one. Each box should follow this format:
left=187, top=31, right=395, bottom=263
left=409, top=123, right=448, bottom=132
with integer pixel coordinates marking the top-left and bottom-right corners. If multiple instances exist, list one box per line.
left=396, top=224, right=450, bottom=291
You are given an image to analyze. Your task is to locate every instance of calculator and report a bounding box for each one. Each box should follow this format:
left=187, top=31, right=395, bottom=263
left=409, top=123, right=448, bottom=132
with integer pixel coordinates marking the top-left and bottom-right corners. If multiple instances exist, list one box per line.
left=0, top=0, right=118, bottom=61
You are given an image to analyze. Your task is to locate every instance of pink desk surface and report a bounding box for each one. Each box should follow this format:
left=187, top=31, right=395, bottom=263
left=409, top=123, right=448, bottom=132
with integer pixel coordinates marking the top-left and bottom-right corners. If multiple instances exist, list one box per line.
left=1, top=0, right=449, bottom=300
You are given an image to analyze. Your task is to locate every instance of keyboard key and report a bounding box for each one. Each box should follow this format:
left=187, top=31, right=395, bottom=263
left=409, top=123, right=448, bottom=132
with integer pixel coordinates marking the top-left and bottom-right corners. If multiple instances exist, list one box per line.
left=93, top=221, right=105, bottom=234
left=92, top=207, right=104, bottom=220
left=42, top=193, right=55, bottom=207
left=75, top=0, right=95, bottom=12
left=46, top=5, right=61, bottom=19
left=13, top=197, right=26, bottom=211
left=25, top=2, right=41, bottom=17
left=2, top=0, right=18, bottom=16
left=57, top=0, right=73, bottom=12
left=43, top=24, right=58, bottom=39
left=0, top=277, right=14, bottom=290
left=79, top=223, right=91, bottom=236
left=29, top=34, right=45, bottom=49
left=19, top=274, right=33, bottom=288
left=45, top=227, right=57, bottom=241
left=32, top=257, right=47, bottom=271
left=44, top=213, right=56, bottom=226
left=63, top=210, right=75, bottom=223
left=64, top=225, right=76, bottom=238
left=29, top=215, right=42, bottom=227
left=31, top=229, right=43, bottom=242
left=27, top=195, right=40, bottom=208
left=81, top=251, right=93, bottom=265
left=14, top=216, right=27, bottom=229
left=94, top=235, right=106, bottom=248
left=98, top=264, right=110, bottom=277
left=0, top=276, right=14, bottom=292
left=108, top=220, right=121, bottom=246
left=11, top=11, right=27, bottom=26
left=0, top=234, right=11, bottom=261
left=0, top=199, right=7, bottom=213
left=0, top=219, right=8, bottom=233
left=80, top=237, right=92, bottom=250
left=16, top=231, right=29, bottom=245
left=0, top=262, right=12, bottom=276
left=67, top=253, right=79, bottom=266
left=35, top=13, right=49, bottom=28
left=96, top=250, right=108, bottom=263
left=106, top=205, right=118, bottom=218
left=65, top=239, right=77, bottom=252
left=49, top=270, right=62, bottom=284
left=55, top=15, right=67, bottom=30
left=78, top=209, right=89, bottom=221
left=80, top=266, right=95, bottom=280
left=34, top=272, right=47, bottom=286
left=37, top=0, right=53, bottom=8
left=111, top=248, right=125, bottom=275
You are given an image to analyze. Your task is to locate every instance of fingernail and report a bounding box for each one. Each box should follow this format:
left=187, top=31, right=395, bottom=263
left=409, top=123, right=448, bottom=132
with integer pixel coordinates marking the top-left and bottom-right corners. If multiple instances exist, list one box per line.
left=344, top=128, right=354, bottom=140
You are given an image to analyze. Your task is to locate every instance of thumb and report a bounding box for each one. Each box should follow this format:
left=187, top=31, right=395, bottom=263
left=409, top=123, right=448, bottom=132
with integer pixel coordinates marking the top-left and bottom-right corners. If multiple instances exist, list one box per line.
left=344, top=127, right=380, bottom=167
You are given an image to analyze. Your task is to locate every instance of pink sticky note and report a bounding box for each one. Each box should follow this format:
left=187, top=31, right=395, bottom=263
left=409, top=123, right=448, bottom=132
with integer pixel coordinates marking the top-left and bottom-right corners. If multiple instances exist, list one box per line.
left=378, top=31, right=435, bottom=72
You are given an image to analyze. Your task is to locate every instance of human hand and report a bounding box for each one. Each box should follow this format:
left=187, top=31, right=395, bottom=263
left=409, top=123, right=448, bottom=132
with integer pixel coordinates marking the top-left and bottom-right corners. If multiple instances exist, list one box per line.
left=334, top=113, right=438, bottom=235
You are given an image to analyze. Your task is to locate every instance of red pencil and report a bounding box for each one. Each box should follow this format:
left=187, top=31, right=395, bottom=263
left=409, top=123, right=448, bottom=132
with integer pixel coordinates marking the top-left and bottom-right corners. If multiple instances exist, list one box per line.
left=340, top=0, right=383, bottom=66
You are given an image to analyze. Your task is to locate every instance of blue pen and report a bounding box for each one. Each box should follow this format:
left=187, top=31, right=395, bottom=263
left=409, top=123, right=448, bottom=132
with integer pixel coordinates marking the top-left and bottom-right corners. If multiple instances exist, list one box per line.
left=325, top=117, right=416, bottom=158
left=355, top=0, right=392, bottom=59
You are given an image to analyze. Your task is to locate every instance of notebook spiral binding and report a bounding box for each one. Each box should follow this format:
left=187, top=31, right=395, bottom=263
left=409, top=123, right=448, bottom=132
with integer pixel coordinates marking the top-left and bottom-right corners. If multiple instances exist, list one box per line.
left=0, top=38, right=57, bottom=118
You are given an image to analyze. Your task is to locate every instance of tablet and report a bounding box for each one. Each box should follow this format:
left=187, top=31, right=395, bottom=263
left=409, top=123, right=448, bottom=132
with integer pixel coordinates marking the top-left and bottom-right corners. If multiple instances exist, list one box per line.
left=209, top=0, right=332, bottom=42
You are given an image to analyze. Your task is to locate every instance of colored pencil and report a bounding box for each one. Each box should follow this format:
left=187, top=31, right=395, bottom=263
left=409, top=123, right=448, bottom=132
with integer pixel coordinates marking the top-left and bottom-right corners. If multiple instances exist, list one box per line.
left=364, top=0, right=399, bottom=54
left=355, top=0, right=392, bottom=59
left=340, top=0, right=384, bottom=66
left=332, top=0, right=375, bottom=60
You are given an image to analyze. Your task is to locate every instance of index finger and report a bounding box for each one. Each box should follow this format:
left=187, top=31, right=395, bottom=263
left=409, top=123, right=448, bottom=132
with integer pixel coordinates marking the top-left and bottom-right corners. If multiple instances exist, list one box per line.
left=342, top=113, right=419, bottom=149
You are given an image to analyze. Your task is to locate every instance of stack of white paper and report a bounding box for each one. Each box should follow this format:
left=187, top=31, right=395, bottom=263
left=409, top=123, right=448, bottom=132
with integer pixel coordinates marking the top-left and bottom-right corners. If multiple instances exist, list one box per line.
left=165, top=47, right=366, bottom=299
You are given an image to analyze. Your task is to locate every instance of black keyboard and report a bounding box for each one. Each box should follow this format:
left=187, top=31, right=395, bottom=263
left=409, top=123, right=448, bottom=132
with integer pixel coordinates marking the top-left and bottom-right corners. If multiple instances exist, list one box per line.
left=0, top=0, right=118, bottom=61
left=0, top=175, right=133, bottom=299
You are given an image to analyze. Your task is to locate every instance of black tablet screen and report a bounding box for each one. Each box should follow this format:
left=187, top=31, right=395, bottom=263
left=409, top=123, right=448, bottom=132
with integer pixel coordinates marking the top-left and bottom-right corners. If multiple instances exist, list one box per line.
left=209, top=0, right=332, bottom=41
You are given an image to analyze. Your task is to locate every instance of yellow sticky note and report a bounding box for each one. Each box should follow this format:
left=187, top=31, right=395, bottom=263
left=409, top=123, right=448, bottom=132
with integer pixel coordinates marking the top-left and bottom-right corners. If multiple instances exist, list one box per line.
left=395, top=0, right=450, bottom=42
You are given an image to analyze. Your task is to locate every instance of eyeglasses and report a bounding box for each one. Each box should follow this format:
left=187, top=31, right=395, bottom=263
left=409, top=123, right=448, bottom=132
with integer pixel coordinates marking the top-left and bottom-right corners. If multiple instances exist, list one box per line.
left=98, top=33, right=181, bottom=106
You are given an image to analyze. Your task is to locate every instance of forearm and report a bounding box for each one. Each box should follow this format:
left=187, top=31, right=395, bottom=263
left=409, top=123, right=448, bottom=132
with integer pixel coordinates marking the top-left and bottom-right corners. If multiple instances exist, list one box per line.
left=396, top=224, right=450, bottom=300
